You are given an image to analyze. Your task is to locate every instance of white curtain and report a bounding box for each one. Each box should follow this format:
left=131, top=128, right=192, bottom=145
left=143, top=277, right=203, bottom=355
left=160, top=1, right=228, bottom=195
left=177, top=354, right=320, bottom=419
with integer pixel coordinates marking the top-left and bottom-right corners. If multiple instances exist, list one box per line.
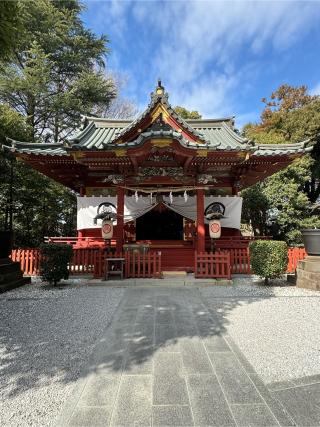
left=163, top=196, right=242, bottom=228
left=77, top=195, right=242, bottom=230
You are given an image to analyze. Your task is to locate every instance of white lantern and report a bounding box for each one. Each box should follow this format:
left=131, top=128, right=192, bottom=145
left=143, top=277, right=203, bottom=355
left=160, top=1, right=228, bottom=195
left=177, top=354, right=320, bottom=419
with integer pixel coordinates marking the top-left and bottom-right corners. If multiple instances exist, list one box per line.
left=209, top=219, right=221, bottom=239
left=101, top=219, right=113, bottom=239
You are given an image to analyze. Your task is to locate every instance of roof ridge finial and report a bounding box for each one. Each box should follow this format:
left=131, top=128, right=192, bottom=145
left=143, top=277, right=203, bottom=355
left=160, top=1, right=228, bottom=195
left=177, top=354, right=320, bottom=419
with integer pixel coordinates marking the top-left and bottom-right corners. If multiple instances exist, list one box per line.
left=150, top=78, right=167, bottom=103
left=156, top=78, right=164, bottom=95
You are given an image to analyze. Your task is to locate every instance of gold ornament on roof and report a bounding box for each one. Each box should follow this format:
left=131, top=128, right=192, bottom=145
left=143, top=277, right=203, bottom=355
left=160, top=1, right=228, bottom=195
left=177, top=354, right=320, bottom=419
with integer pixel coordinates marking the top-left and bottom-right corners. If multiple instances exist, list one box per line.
left=156, top=78, right=165, bottom=95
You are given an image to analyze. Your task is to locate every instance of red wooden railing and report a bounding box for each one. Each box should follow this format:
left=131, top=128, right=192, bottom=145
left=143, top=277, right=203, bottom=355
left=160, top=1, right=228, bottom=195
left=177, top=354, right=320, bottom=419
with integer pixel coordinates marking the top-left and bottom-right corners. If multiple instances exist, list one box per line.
left=11, top=246, right=307, bottom=278
left=92, top=250, right=161, bottom=279
left=229, top=248, right=251, bottom=274
left=69, top=248, right=98, bottom=275
left=124, top=251, right=162, bottom=278
left=195, top=251, right=231, bottom=279
left=11, top=248, right=41, bottom=276
left=93, top=251, right=123, bottom=278
left=287, top=247, right=307, bottom=273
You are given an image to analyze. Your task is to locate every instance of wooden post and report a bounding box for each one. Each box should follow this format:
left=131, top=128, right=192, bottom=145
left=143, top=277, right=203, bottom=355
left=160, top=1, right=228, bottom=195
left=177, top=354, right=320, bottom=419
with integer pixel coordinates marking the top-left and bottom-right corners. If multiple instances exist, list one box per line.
left=196, top=189, right=205, bottom=253
left=231, top=186, right=238, bottom=195
left=116, top=186, right=124, bottom=254
left=78, top=186, right=86, bottom=240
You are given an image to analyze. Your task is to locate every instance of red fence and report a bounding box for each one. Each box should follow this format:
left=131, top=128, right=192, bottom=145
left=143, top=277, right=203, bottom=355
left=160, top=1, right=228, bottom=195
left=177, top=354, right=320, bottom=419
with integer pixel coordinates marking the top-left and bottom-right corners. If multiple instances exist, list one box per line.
left=287, top=247, right=307, bottom=273
left=195, top=252, right=231, bottom=279
left=229, top=248, right=251, bottom=274
left=125, top=251, right=162, bottom=278
left=11, top=248, right=40, bottom=276
left=86, top=250, right=162, bottom=279
left=11, top=246, right=307, bottom=278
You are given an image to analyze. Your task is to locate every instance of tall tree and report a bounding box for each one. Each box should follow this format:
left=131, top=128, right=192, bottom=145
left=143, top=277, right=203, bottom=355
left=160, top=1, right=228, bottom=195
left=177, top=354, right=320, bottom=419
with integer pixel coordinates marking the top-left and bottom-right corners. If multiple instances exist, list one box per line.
left=0, top=0, right=116, bottom=142
left=0, top=1, right=22, bottom=61
left=245, top=85, right=320, bottom=202
left=0, top=0, right=117, bottom=245
left=0, top=106, right=76, bottom=245
left=242, top=84, right=320, bottom=245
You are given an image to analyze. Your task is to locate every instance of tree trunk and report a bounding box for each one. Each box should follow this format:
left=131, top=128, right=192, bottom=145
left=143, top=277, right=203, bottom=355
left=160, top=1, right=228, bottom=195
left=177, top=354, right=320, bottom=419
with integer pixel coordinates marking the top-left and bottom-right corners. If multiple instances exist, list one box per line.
left=264, top=277, right=269, bottom=285
left=54, top=114, right=59, bottom=143
left=26, top=95, right=36, bottom=141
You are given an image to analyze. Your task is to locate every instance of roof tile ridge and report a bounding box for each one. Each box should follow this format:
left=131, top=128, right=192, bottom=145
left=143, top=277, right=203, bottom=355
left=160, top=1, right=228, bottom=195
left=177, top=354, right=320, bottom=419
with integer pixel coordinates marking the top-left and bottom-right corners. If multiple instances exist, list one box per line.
left=257, top=139, right=310, bottom=149
left=164, top=101, right=208, bottom=142
left=186, top=117, right=234, bottom=125
left=82, top=115, right=132, bottom=124
left=69, top=121, right=97, bottom=144
left=220, top=122, right=248, bottom=144
left=5, top=137, right=64, bottom=147
left=112, top=97, right=158, bottom=143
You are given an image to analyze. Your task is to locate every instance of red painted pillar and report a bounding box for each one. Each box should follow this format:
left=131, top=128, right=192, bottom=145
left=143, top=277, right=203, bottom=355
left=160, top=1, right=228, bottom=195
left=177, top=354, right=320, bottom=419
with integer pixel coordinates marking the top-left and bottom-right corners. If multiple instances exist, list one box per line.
left=116, top=186, right=125, bottom=254
left=196, top=189, right=205, bottom=253
left=78, top=186, right=86, bottom=240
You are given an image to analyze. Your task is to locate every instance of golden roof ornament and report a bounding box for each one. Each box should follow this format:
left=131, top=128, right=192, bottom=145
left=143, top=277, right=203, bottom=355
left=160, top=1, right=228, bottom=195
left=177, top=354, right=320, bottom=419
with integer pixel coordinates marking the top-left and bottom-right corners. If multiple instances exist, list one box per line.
left=156, top=78, right=164, bottom=95
left=150, top=78, right=168, bottom=103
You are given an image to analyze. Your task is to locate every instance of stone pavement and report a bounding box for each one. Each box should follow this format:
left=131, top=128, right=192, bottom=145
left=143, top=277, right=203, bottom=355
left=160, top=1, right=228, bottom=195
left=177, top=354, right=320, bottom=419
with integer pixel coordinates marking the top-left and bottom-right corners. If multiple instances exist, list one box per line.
left=55, top=287, right=319, bottom=426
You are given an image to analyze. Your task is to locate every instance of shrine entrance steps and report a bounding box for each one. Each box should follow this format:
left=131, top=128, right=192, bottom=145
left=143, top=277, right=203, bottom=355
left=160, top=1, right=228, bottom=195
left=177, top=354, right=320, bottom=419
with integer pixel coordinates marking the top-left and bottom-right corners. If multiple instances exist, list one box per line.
left=162, top=271, right=187, bottom=278
left=87, top=276, right=233, bottom=288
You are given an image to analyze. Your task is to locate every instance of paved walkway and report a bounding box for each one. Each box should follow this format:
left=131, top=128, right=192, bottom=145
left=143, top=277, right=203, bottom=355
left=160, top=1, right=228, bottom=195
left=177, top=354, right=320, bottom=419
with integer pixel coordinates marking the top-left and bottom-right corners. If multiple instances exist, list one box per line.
left=55, top=287, right=317, bottom=426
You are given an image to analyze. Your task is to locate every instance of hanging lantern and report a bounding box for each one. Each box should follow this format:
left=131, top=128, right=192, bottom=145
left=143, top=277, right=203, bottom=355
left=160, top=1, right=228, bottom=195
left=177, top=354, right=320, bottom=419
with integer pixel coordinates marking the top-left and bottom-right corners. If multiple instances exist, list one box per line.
left=135, top=191, right=138, bottom=202
left=101, top=218, right=113, bottom=239
left=184, top=190, right=188, bottom=202
left=209, top=219, right=221, bottom=239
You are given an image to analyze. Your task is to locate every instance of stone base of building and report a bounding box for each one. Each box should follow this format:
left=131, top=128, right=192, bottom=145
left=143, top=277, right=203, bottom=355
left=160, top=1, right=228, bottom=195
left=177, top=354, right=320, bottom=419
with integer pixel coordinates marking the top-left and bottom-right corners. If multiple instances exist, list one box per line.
left=296, top=256, right=320, bottom=291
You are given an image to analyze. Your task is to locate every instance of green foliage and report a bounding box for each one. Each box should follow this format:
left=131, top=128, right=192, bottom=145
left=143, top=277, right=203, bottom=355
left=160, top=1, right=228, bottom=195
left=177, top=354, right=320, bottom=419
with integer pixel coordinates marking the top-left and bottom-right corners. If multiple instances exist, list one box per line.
left=174, top=106, right=202, bottom=119
left=249, top=240, right=288, bottom=284
left=0, top=104, right=76, bottom=245
left=0, top=0, right=111, bottom=246
left=242, top=84, right=320, bottom=245
left=241, top=185, right=269, bottom=236
left=241, top=158, right=320, bottom=245
left=40, top=243, right=73, bottom=285
left=0, top=0, right=116, bottom=141
left=0, top=1, right=23, bottom=61
left=0, top=152, right=77, bottom=246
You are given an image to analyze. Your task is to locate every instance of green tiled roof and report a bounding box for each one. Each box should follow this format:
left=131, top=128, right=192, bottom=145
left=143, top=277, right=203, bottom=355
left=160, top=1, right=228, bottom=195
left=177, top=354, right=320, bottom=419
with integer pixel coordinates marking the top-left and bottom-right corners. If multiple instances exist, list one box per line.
left=67, top=117, right=249, bottom=151
left=1, top=82, right=314, bottom=158
left=2, top=122, right=313, bottom=158
left=252, top=142, right=312, bottom=157
left=4, top=139, right=67, bottom=156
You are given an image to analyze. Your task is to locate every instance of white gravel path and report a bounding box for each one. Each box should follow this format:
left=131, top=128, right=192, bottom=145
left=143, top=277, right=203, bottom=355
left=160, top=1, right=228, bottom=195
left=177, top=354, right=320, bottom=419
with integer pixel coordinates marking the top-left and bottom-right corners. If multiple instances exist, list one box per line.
left=0, top=280, right=124, bottom=427
left=200, top=277, right=320, bottom=385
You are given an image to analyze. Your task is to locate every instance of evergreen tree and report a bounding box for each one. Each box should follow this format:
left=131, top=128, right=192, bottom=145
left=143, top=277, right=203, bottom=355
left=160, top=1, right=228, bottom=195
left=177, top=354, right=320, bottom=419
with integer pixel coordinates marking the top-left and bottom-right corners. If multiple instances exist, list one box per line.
left=242, top=85, right=320, bottom=245
left=0, top=0, right=116, bottom=246
left=0, top=1, right=22, bottom=61
left=0, top=0, right=116, bottom=142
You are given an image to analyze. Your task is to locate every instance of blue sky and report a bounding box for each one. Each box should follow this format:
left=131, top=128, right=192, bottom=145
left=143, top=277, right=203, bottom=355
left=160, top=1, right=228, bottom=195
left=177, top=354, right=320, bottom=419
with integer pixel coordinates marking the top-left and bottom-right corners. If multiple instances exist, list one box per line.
left=82, top=0, right=320, bottom=128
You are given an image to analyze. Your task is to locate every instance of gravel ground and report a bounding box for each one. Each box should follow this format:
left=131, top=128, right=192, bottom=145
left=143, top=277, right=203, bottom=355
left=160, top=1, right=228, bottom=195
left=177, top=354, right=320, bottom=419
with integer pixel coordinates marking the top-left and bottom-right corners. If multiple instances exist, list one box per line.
left=0, top=280, right=124, bottom=427
left=200, top=276, right=320, bottom=385
left=1, top=276, right=320, bottom=425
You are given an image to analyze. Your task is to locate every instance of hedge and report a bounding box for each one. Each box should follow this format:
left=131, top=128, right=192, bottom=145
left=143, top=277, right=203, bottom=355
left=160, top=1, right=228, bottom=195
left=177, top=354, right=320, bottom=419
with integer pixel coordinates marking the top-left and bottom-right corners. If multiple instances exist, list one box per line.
left=249, top=240, right=288, bottom=285
left=40, top=243, right=73, bottom=286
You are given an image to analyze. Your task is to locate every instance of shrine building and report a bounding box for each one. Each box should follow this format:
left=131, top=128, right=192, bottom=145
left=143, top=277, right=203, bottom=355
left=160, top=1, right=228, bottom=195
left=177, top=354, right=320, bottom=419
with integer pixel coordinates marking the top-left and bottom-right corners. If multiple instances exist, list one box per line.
left=3, top=81, right=312, bottom=273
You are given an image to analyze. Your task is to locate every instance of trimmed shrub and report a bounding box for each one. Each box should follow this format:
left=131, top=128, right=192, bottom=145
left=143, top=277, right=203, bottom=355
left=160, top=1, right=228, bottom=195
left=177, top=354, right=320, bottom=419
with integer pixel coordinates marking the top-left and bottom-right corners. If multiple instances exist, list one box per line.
left=249, top=240, right=288, bottom=285
left=40, top=243, right=73, bottom=286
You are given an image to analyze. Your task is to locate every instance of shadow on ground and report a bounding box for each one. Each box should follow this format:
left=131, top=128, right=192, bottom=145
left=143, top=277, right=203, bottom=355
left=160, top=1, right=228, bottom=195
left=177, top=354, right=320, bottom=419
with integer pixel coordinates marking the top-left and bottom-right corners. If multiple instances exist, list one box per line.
left=1, top=283, right=320, bottom=426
